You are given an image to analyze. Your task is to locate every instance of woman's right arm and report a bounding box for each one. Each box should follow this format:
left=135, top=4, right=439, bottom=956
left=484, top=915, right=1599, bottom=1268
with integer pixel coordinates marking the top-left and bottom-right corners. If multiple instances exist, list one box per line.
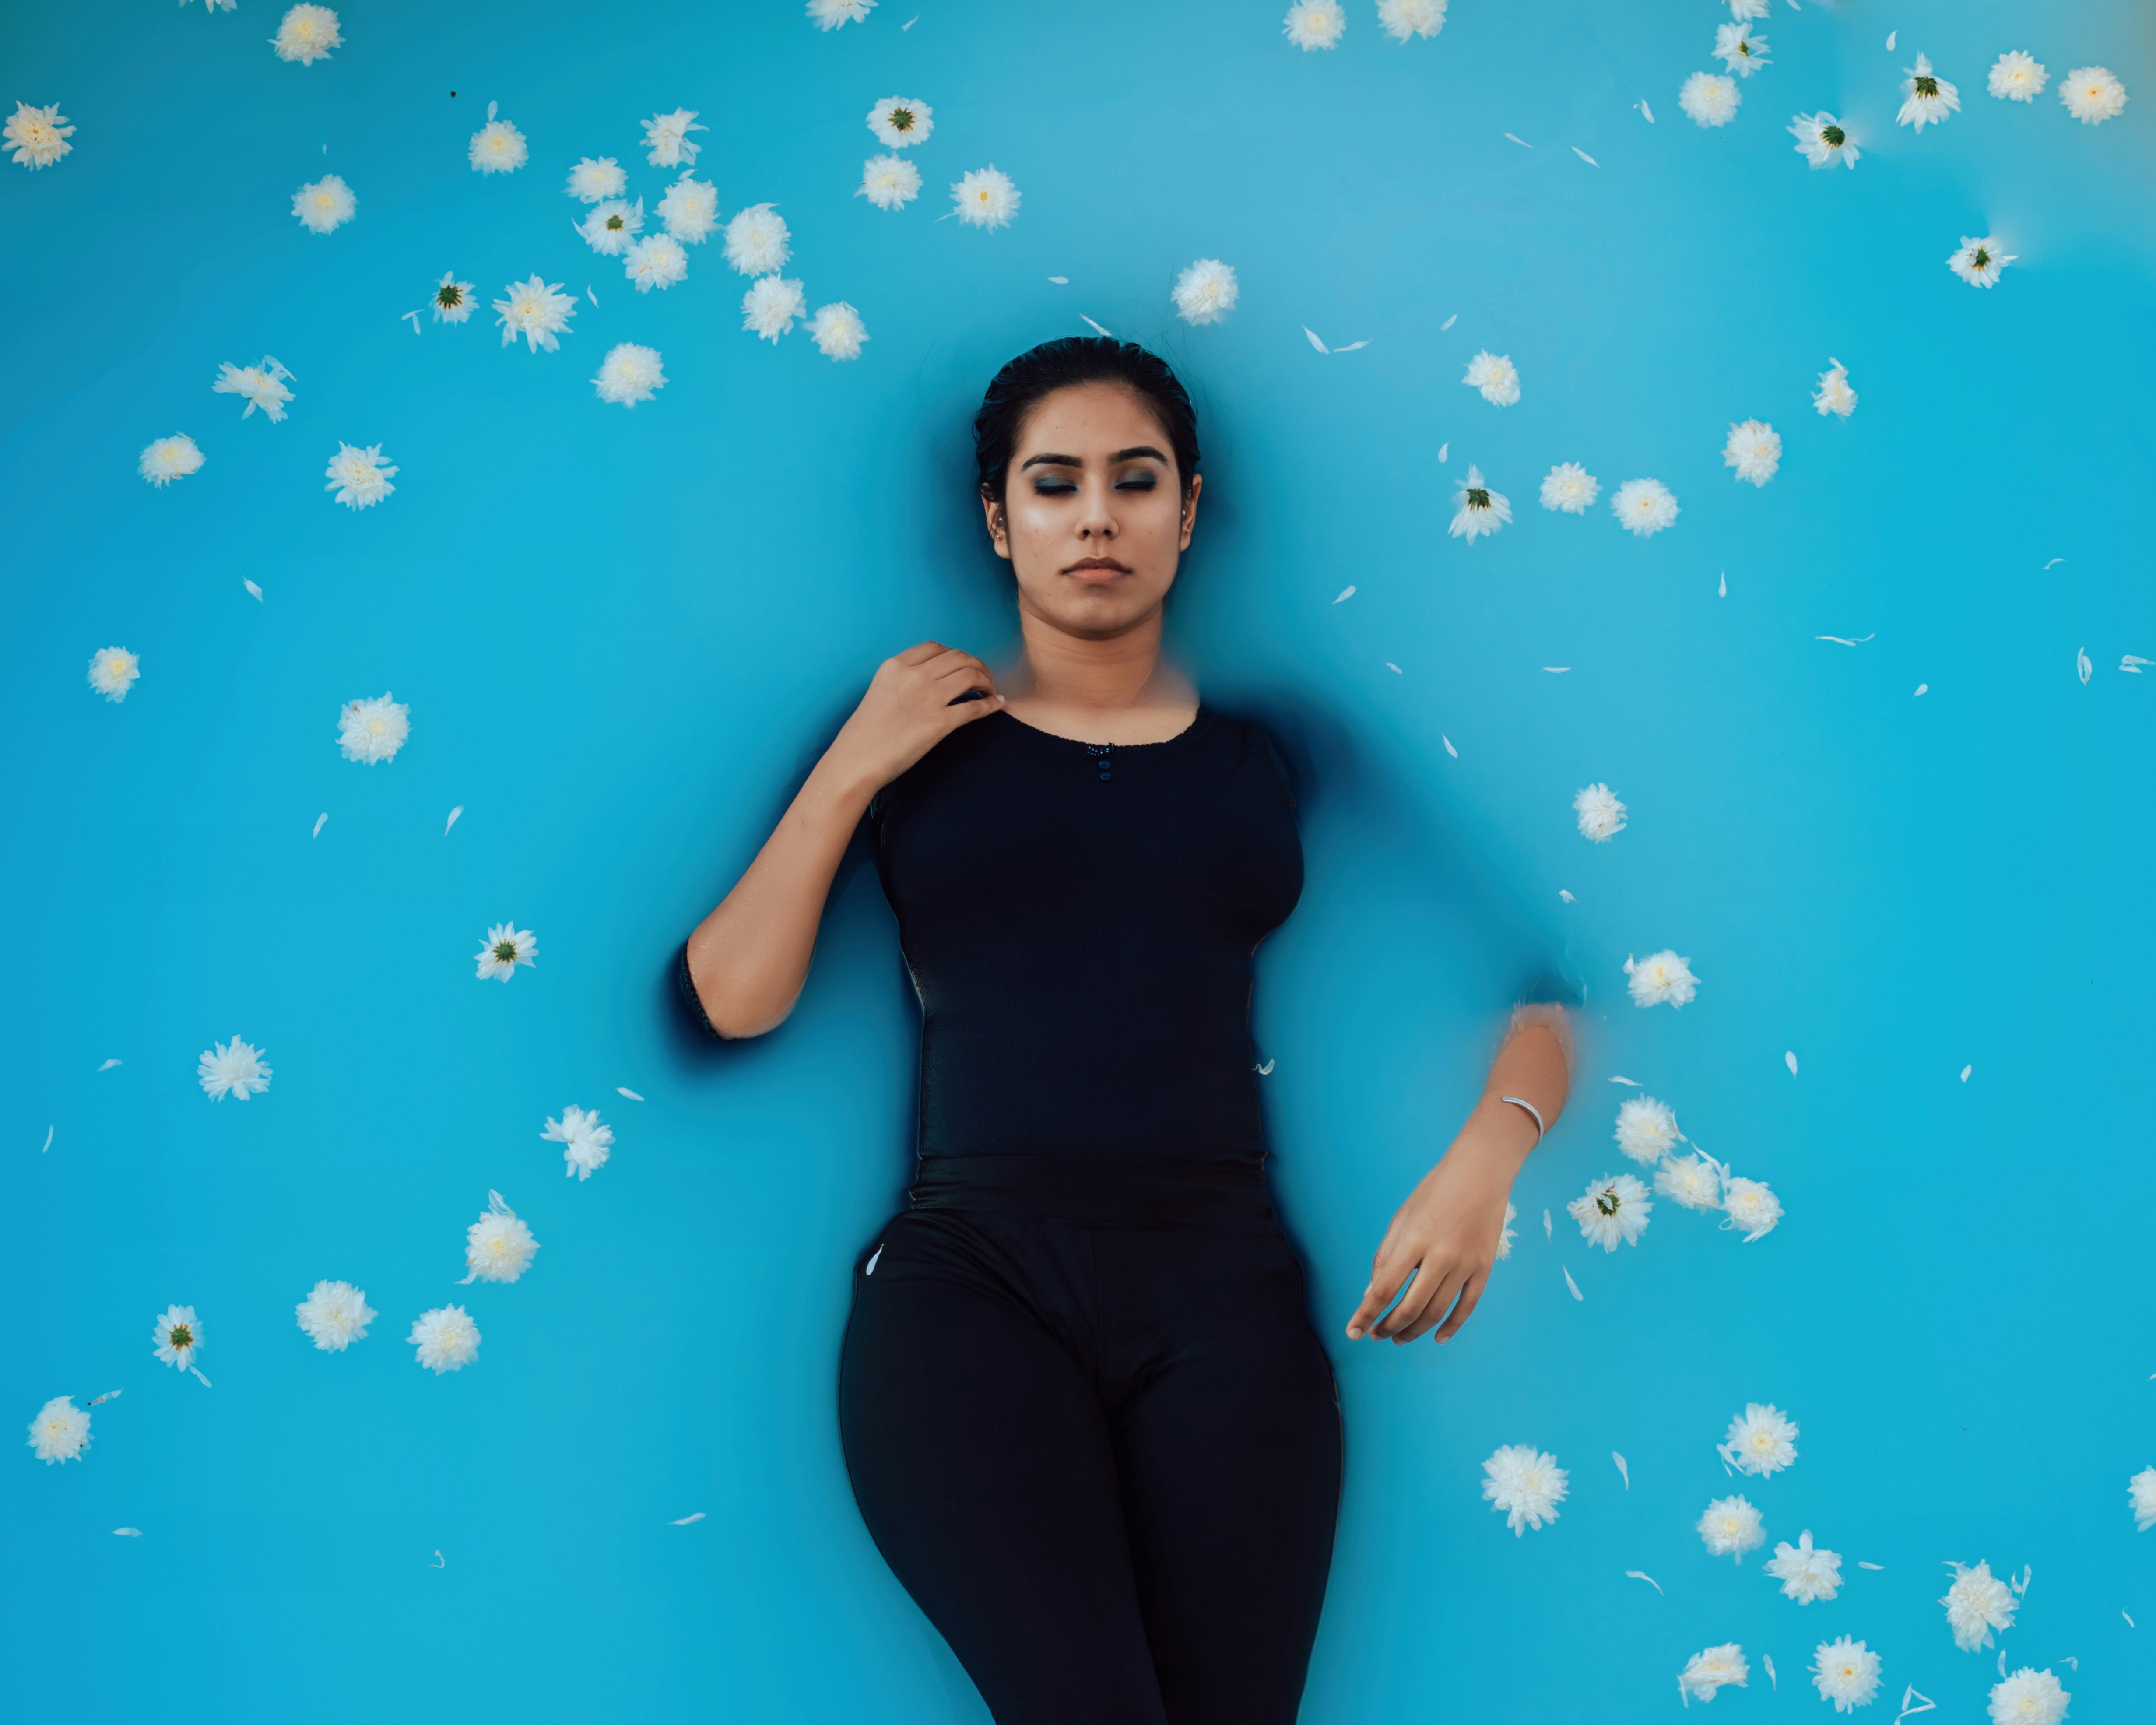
left=683, top=642, right=1004, bottom=1038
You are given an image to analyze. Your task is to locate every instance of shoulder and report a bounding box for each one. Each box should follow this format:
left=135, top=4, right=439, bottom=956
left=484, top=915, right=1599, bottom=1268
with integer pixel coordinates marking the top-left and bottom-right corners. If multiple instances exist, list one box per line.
left=1197, top=710, right=1299, bottom=809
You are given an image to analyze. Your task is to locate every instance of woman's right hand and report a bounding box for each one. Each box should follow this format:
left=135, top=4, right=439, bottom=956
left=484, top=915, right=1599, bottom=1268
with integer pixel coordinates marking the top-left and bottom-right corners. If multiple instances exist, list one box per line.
left=825, top=641, right=1004, bottom=795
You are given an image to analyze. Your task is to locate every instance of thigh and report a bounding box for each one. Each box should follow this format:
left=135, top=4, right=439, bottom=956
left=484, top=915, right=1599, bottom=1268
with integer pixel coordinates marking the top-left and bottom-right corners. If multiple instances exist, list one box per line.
left=838, top=1212, right=1167, bottom=1725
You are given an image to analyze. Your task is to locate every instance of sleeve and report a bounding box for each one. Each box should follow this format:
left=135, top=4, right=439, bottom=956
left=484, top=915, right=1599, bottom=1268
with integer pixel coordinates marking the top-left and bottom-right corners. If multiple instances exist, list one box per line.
left=675, top=942, right=723, bottom=1040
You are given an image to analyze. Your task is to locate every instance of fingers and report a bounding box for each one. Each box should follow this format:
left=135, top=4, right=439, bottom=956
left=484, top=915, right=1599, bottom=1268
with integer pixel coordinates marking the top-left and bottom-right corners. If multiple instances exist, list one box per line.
left=1430, top=1273, right=1486, bottom=1345
left=1345, top=1251, right=1411, bottom=1340
left=1379, top=1262, right=1459, bottom=1342
left=892, top=640, right=948, bottom=667
left=925, top=648, right=994, bottom=689
left=946, top=691, right=1007, bottom=727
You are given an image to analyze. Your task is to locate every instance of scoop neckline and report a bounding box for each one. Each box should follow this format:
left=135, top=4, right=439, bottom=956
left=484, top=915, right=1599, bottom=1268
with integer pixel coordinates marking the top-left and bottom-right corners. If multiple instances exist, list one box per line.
left=993, top=706, right=1212, bottom=753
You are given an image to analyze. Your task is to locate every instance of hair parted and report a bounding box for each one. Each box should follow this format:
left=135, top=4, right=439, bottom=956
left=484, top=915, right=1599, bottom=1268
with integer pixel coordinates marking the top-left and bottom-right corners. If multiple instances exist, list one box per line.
left=973, top=337, right=1201, bottom=502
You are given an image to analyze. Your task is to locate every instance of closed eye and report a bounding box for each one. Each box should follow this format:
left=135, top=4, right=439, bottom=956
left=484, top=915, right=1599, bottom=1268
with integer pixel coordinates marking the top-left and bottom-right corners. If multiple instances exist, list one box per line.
left=1030, top=475, right=1079, bottom=495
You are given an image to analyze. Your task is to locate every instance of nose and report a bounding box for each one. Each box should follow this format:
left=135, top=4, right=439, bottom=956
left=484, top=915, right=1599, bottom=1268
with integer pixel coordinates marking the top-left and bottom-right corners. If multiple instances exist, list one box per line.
left=1076, top=475, right=1117, bottom=541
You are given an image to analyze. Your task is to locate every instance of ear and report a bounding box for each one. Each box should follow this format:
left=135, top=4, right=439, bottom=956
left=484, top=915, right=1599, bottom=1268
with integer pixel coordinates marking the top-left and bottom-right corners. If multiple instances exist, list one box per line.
left=1178, top=473, right=1203, bottom=552
left=980, top=487, right=1011, bottom=561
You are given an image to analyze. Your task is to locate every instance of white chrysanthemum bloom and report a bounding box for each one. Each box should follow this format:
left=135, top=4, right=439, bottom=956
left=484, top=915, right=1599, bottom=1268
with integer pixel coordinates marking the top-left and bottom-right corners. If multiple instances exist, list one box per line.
left=27, top=1395, right=91, bottom=1463
left=624, top=233, right=690, bottom=293
left=808, top=0, right=874, bottom=29
left=292, top=173, right=355, bottom=234
left=742, top=274, right=806, bottom=342
left=5, top=101, right=75, bottom=169
left=1987, top=52, right=2047, bottom=104
left=337, top=691, right=409, bottom=763
left=1765, top=1530, right=1843, bottom=1603
left=657, top=173, right=720, bottom=241
left=1941, top=1560, right=2017, bottom=1650
left=324, top=442, right=396, bottom=510
left=151, top=1304, right=204, bottom=1370
left=1680, top=71, right=1742, bottom=127
left=198, top=1036, right=271, bottom=1100
left=1898, top=54, right=1961, bottom=130
left=1568, top=1172, right=1651, bottom=1251
left=1814, top=360, right=1857, bottom=418
left=566, top=157, right=626, bottom=202
left=723, top=203, right=792, bottom=274
left=1283, top=0, right=1345, bottom=50
left=2131, top=1465, right=2156, bottom=1531
left=1679, top=1644, right=1749, bottom=1704
left=464, top=1192, right=540, bottom=1283
left=1496, top=1200, right=1517, bottom=1261
left=953, top=166, right=1021, bottom=229
left=1612, top=478, right=1679, bottom=537
left=1721, top=1176, right=1782, bottom=1241
left=1947, top=236, right=2015, bottom=288
left=1812, top=1639, right=1882, bottom=1714
left=1448, top=464, right=1510, bottom=543
left=1698, top=1494, right=1766, bottom=1561
left=576, top=197, right=645, bottom=256
left=495, top=274, right=577, bottom=350
left=1988, top=1669, right=2069, bottom=1725
left=469, top=118, right=527, bottom=175
left=1656, top=1153, right=1724, bottom=1212
left=408, top=1304, right=480, bottom=1374
left=432, top=272, right=475, bottom=323
left=271, top=4, right=341, bottom=64
left=1573, top=782, right=1626, bottom=840
left=1713, top=23, right=1769, bottom=77
left=1721, top=1403, right=1798, bottom=1477
left=1724, top=420, right=1780, bottom=486
left=1613, top=1096, right=1679, bottom=1164
left=2061, top=66, right=2127, bottom=126
left=1463, top=350, right=1520, bottom=406
left=593, top=342, right=666, bottom=407
left=1480, top=1444, right=1567, bottom=1535
left=858, top=153, right=923, bottom=211
left=1172, top=259, right=1240, bottom=326
left=1377, top=0, right=1446, bottom=42
left=213, top=358, right=295, bottom=422
left=1624, top=949, right=1696, bottom=1007
left=643, top=108, right=707, bottom=167
left=295, top=1279, right=375, bottom=1350
left=1790, top=111, right=1861, bottom=169
left=867, top=95, right=933, bottom=147
left=88, top=647, right=141, bottom=702
left=811, top=302, right=869, bottom=361
left=543, top=1103, right=615, bottom=1180
left=1540, top=463, right=1599, bottom=513
left=474, top=922, right=537, bottom=981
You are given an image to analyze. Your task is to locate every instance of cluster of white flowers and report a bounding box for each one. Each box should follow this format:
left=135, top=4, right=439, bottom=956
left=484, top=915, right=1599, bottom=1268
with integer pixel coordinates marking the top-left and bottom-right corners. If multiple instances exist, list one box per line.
left=1812, top=1638, right=1881, bottom=1713
left=1573, top=782, right=1625, bottom=841
left=1721, top=1402, right=1798, bottom=1476
left=1448, top=465, right=1510, bottom=543
left=1172, top=259, right=1239, bottom=326
left=1940, top=1559, right=2018, bottom=1650
left=337, top=691, right=410, bottom=763
left=292, top=174, right=355, bottom=234
left=88, top=646, right=141, bottom=703
left=1763, top=1529, right=1843, bottom=1603
left=495, top=275, right=578, bottom=351
left=295, top=1280, right=375, bottom=1350
left=475, top=921, right=537, bottom=981
left=1697, top=1494, right=1765, bottom=1560
left=953, top=166, right=1021, bottom=229
left=543, top=1104, right=615, bottom=1180
left=1723, top=420, right=1780, bottom=485
left=1480, top=1444, right=1567, bottom=1534
left=593, top=342, right=666, bottom=407
left=271, top=4, right=341, bottom=65
left=198, top=1035, right=272, bottom=1100
left=1624, top=949, right=1696, bottom=1008
left=1567, top=1172, right=1651, bottom=1251
left=325, top=442, right=397, bottom=509
left=1678, top=1644, right=1748, bottom=1703
left=5, top=100, right=74, bottom=169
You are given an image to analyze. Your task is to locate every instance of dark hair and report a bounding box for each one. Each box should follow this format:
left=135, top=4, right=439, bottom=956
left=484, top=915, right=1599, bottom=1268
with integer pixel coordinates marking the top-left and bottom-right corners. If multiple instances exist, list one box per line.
left=973, top=337, right=1201, bottom=502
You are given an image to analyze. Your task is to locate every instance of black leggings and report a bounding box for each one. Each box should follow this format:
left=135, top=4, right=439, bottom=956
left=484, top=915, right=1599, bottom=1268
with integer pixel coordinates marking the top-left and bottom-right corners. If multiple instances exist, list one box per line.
left=838, top=1156, right=1343, bottom=1725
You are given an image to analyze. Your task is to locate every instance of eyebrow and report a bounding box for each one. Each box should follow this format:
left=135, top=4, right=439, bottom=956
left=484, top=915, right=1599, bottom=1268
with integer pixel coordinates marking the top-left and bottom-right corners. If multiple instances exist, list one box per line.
left=1019, top=444, right=1170, bottom=470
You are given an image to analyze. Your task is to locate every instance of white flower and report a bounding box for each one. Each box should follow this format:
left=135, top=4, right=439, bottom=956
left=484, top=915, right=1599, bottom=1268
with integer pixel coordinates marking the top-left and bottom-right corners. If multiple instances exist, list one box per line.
left=1624, top=948, right=1696, bottom=1007
left=543, top=1103, right=614, bottom=1180
left=1448, top=464, right=1510, bottom=543
left=295, top=1280, right=375, bottom=1350
left=1496, top=1200, right=1517, bottom=1261
left=1540, top=463, right=1599, bottom=513
left=1814, top=360, right=1858, bottom=418
left=593, top=342, right=666, bottom=407
left=657, top=173, right=720, bottom=241
left=495, top=274, right=577, bottom=350
left=432, top=272, right=475, bottom=323
left=335, top=692, right=409, bottom=765
left=808, top=0, right=874, bottom=29
left=624, top=233, right=689, bottom=293
left=1680, top=72, right=1742, bottom=127
left=213, top=358, right=295, bottom=422
left=742, top=274, right=807, bottom=342
left=1679, top=1644, right=1749, bottom=1704
left=1812, top=1638, right=1882, bottom=1714
left=271, top=4, right=341, bottom=64
left=1941, top=1560, right=2017, bottom=1651
left=1726, top=0, right=1767, bottom=16
left=1721, top=1176, right=1782, bottom=1241
left=1698, top=1494, right=1766, bottom=1561
left=324, top=442, right=397, bottom=509
left=198, top=1036, right=272, bottom=1100
left=5, top=101, right=74, bottom=169
left=1947, top=235, right=2015, bottom=288
left=1656, top=1153, right=1724, bottom=1212
left=408, top=1304, right=480, bottom=1374
left=1480, top=1444, right=1567, bottom=1534
left=1898, top=54, right=1960, bottom=130
left=2060, top=66, right=2127, bottom=126
left=1988, top=1669, right=2069, bottom=1725
left=1713, top=23, right=1769, bottom=77
left=858, top=153, right=923, bottom=211
left=1172, top=259, right=1240, bottom=326
left=952, top=166, right=1020, bottom=229
left=151, top=1304, right=204, bottom=1370
left=723, top=203, right=792, bottom=275
left=1377, top=0, right=1446, bottom=42
left=1723, top=419, right=1780, bottom=486
left=1611, top=478, right=1679, bottom=537
left=1790, top=111, right=1861, bottom=169
left=1568, top=1172, right=1651, bottom=1251
left=469, top=117, right=527, bottom=175
left=474, top=922, right=537, bottom=981
left=1573, top=782, right=1626, bottom=840
left=1463, top=350, right=1520, bottom=406
left=26, top=1395, right=91, bottom=1464
left=2131, top=1465, right=2156, bottom=1531
left=1613, top=1095, right=1678, bottom=1164
left=1720, top=1402, right=1798, bottom=1477
left=88, top=647, right=141, bottom=702
left=1987, top=52, right=2047, bottom=104
left=576, top=197, right=645, bottom=256
left=867, top=95, right=933, bottom=147
left=1283, top=0, right=1345, bottom=50
left=1765, top=1530, right=1843, bottom=1603
left=464, top=1191, right=540, bottom=1284
left=292, top=174, right=355, bottom=233
left=810, top=302, right=869, bottom=361
left=566, top=156, right=626, bottom=202
left=642, top=108, right=707, bottom=167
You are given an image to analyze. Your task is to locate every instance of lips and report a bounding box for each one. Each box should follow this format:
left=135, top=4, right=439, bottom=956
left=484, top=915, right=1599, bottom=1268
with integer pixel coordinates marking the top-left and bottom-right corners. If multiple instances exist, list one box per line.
left=1063, top=558, right=1131, bottom=578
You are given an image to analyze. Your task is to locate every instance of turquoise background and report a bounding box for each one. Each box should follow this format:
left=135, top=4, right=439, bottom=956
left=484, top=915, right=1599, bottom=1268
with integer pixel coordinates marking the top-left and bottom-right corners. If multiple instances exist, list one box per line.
left=4, top=0, right=2151, bottom=1718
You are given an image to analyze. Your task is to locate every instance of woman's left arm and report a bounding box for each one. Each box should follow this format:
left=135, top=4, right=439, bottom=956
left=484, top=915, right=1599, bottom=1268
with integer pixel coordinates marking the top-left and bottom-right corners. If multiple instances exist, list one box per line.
left=1345, top=1009, right=1573, bottom=1346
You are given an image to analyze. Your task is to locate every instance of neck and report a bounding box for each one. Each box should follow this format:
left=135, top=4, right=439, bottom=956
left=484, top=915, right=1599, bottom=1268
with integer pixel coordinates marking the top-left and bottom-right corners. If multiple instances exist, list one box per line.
left=1015, top=604, right=1167, bottom=710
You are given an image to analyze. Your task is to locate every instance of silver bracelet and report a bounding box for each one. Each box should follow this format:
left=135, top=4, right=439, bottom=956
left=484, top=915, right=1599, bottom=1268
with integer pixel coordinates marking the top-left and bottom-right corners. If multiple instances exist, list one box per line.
left=1499, top=1095, right=1545, bottom=1145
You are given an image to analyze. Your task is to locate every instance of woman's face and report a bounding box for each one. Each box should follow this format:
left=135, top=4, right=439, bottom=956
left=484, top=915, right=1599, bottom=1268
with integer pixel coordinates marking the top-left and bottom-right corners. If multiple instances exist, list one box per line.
left=982, top=381, right=1201, bottom=641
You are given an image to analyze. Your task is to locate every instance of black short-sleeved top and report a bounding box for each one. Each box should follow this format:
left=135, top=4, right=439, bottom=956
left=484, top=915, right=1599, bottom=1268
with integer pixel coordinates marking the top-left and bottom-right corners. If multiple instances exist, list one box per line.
left=867, top=708, right=1303, bottom=1167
